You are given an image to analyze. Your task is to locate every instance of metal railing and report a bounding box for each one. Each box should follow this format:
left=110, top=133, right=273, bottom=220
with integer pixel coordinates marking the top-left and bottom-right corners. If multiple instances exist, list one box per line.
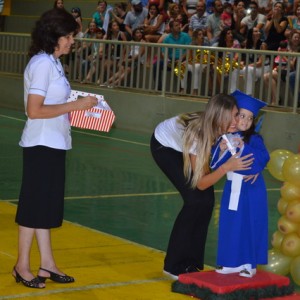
left=0, top=32, right=299, bottom=113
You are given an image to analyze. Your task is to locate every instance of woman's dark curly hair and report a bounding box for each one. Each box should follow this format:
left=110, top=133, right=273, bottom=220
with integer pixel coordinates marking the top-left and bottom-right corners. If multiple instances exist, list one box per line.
left=28, top=8, right=79, bottom=57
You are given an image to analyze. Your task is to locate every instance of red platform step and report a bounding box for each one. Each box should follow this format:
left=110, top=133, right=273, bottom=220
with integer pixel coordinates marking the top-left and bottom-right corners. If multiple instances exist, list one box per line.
left=172, top=270, right=297, bottom=299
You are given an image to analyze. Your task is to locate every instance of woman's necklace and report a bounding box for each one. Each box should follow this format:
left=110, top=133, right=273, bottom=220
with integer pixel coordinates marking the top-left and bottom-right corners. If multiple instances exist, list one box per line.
left=49, top=54, right=70, bottom=87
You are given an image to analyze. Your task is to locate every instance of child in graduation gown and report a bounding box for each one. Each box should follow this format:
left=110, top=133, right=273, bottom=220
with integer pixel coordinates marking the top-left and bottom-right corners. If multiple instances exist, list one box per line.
left=211, top=90, right=270, bottom=278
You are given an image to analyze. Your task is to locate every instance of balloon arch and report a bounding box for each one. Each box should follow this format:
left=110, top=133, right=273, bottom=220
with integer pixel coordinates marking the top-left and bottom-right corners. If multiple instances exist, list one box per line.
left=259, top=149, right=300, bottom=285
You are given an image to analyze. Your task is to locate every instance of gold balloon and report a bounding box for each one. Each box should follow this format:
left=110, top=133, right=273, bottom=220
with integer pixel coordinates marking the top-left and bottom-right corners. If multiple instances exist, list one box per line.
left=297, top=224, right=300, bottom=236
left=259, top=249, right=292, bottom=275
left=188, top=49, right=210, bottom=64
left=271, top=230, right=284, bottom=250
left=290, top=256, right=300, bottom=285
left=267, top=149, right=293, bottom=181
left=176, top=50, right=210, bottom=78
left=286, top=200, right=300, bottom=223
left=194, top=49, right=208, bottom=64
left=281, top=182, right=300, bottom=201
left=283, top=154, right=300, bottom=187
left=277, top=197, right=289, bottom=215
left=207, top=51, right=216, bottom=65
left=174, top=62, right=185, bottom=80
left=281, top=232, right=300, bottom=257
left=278, top=215, right=298, bottom=234
left=216, top=57, right=242, bottom=75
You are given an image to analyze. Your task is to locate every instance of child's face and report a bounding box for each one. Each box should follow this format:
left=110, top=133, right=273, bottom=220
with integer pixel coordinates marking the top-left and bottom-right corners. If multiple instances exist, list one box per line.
left=237, top=108, right=254, bottom=131
left=291, top=33, right=300, bottom=46
left=225, top=6, right=232, bottom=13
left=173, top=4, right=180, bottom=14
left=112, top=22, right=119, bottom=31
left=134, top=30, right=143, bottom=41
left=89, top=22, right=97, bottom=32
left=96, top=32, right=104, bottom=39
left=71, top=12, right=79, bottom=18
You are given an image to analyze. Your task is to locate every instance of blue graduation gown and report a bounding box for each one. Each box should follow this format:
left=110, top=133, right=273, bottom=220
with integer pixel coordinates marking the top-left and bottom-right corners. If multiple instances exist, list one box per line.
left=211, top=133, right=270, bottom=268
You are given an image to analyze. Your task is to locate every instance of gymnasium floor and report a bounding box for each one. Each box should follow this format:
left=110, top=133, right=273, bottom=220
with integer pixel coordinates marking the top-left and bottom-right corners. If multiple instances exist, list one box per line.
left=0, top=107, right=295, bottom=299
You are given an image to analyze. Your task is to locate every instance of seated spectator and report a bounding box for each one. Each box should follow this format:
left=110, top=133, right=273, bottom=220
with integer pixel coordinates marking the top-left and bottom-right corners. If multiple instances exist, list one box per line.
left=148, top=0, right=168, bottom=19
left=207, top=0, right=223, bottom=45
left=76, top=21, right=101, bottom=80
left=240, top=28, right=269, bottom=95
left=78, top=21, right=99, bottom=56
left=64, top=7, right=84, bottom=74
left=180, top=29, right=208, bottom=95
left=188, top=1, right=208, bottom=35
left=265, top=0, right=289, bottom=18
left=274, top=39, right=288, bottom=64
left=144, top=3, right=166, bottom=42
left=264, top=1, right=288, bottom=51
left=263, top=30, right=300, bottom=104
left=110, top=2, right=128, bottom=33
left=221, top=3, right=234, bottom=29
left=165, top=3, right=181, bottom=32
left=217, top=27, right=241, bottom=93
left=97, top=20, right=127, bottom=84
left=206, top=0, right=215, bottom=14
left=288, top=70, right=300, bottom=106
left=239, top=1, right=266, bottom=37
left=80, top=27, right=106, bottom=83
left=176, top=12, right=190, bottom=32
left=53, top=0, right=64, bottom=9
left=91, top=1, right=112, bottom=33
left=71, top=7, right=84, bottom=38
left=285, top=3, right=300, bottom=37
left=232, top=0, right=246, bottom=41
left=182, top=0, right=198, bottom=19
left=167, top=2, right=181, bottom=20
left=257, top=0, right=272, bottom=16
left=143, top=3, right=165, bottom=65
left=283, top=0, right=293, bottom=15
left=104, top=28, right=146, bottom=86
left=153, top=20, right=192, bottom=90
left=124, top=0, right=148, bottom=38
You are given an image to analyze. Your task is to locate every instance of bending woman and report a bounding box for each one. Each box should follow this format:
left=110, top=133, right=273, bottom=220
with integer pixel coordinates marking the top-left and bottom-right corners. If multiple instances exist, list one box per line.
left=150, top=93, right=254, bottom=280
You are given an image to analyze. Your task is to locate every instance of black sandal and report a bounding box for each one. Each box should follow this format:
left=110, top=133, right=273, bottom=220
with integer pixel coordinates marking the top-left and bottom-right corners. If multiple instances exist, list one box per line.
left=37, top=267, right=75, bottom=283
left=13, top=267, right=45, bottom=289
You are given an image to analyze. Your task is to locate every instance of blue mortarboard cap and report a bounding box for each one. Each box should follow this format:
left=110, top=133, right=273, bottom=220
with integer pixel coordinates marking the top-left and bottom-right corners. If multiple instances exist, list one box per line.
left=231, top=90, right=267, bottom=117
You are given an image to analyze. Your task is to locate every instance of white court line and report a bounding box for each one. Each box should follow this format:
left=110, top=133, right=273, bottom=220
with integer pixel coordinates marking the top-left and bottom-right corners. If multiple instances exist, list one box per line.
left=0, top=277, right=170, bottom=299
left=0, top=114, right=149, bottom=147
left=2, top=188, right=280, bottom=203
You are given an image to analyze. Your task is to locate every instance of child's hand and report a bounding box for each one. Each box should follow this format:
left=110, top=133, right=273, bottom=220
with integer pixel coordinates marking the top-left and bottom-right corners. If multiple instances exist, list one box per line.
left=244, top=173, right=259, bottom=183
left=232, top=137, right=244, bottom=148
left=219, top=139, right=228, bottom=152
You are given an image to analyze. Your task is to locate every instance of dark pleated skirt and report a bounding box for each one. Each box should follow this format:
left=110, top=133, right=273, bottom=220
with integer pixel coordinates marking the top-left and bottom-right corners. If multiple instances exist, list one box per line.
left=16, top=146, right=66, bottom=229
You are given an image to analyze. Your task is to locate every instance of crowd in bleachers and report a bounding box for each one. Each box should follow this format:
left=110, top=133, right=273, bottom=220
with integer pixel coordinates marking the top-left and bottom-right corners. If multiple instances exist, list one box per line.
left=56, top=0, right=300, bottom=104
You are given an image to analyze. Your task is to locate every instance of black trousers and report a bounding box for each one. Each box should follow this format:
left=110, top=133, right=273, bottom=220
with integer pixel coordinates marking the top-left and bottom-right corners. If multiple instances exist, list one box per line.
left=150, top=134, right=215, bottom=275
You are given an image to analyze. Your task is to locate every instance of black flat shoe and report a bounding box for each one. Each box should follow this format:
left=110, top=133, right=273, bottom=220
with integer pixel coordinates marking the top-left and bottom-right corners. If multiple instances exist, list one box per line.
left=37, top=267, right=75, bottom=283
left=13, top=267, right=45, bottom=289
left=185, top=265, right=201, bottom=273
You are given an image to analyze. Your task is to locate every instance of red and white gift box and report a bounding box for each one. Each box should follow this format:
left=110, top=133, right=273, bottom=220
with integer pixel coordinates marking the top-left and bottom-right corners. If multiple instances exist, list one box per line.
left=67, top=90, right=115, bottom=132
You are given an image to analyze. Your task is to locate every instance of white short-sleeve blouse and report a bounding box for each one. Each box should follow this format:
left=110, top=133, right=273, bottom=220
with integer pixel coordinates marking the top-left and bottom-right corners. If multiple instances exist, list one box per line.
left=20, top=53, right=72, bottom=150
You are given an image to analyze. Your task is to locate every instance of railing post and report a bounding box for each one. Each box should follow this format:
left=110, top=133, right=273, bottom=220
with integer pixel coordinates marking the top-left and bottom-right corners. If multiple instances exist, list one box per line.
left=293, top=57, right=300, bottom=113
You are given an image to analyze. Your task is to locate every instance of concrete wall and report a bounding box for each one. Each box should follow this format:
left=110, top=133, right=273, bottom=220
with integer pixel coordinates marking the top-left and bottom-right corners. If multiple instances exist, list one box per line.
left=0, top=74, right=299, bottom=153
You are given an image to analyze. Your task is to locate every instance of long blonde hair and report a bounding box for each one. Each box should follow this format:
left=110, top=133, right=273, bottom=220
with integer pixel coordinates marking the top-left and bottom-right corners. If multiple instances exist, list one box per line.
left=178, top=94, right=237, bottom=188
